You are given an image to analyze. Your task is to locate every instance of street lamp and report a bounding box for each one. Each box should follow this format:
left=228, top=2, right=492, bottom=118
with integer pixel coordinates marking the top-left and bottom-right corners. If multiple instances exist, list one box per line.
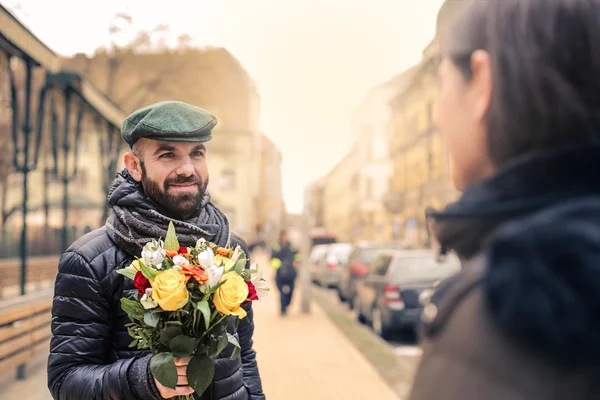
left=8, top=56, right=47, bottom=296
left=46, top=72, right=86, bottom=252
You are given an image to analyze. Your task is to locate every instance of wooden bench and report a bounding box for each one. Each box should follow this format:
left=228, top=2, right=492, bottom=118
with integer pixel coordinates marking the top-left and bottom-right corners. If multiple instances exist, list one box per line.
left=0, top=290, right=53, bottom=379
left=0, top=256, right=60, bottom=296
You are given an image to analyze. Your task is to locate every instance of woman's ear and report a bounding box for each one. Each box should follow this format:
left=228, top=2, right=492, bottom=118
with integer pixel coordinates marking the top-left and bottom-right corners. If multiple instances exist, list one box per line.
left=469, top=49, right=493, bottom=124
left=123, top=152, right=143, bottom=182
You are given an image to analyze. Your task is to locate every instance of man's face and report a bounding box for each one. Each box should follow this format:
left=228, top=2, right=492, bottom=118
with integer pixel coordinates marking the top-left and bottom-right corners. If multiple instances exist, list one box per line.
left=280, top=232, right=289, bottom=244
left=125, top=138, right=209, bottom=219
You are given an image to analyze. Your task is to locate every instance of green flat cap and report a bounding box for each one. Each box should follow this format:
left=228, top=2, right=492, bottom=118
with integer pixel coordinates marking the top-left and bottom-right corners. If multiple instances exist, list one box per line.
left=121, top=101, right=217, bottom=148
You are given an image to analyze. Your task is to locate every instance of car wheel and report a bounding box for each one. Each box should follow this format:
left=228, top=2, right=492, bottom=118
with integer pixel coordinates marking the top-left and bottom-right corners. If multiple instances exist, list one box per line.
left=372, top=308, right=392, bottom=340
left=337, top=289, right=346, bottom=302
left=348, top=296, right=356, bottom=310
left=353, top=300, right=366, bottom=324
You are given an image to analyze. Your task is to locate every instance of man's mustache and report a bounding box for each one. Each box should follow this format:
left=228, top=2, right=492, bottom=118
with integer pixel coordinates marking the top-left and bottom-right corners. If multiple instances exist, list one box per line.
left=165, top=175, right=202, bottom=188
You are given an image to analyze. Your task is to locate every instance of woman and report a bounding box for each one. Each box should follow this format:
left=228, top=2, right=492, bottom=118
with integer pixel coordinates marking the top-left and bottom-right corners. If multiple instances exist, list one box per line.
left=409, top=0, right=600, bottom=399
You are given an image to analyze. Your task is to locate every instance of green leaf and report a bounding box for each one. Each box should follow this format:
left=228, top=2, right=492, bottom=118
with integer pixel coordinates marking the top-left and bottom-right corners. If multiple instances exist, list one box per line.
left=170, top=335, right=198, bottom=358
left=116, top=268, right=137, bottom=280
left=144, top=312, right=160, bottom=328
left=226, top=333, right=241, bottom=360
left=234, top=317, right=241, bottom=330
left=150, top=353, right=178, bottom=390
left=197, top=300, right=211, bottom=331
left=240, top=270, right=251, bottom=281
left=139, top=260, right=159, bottom=282
left=208, top=335, right=219, bottom=359
left=233, top=257, right=247, bottom=275
left=187, top=354, right=215, bottom=394
left=208, top=279, right=228, bottom=294
left=121, top=298, right=146, bottom=320
left=160, top=326, right=183, bottom=348
left=216, top=333, right=229, bottom=357
left=164, top=221, right=180, bottom=252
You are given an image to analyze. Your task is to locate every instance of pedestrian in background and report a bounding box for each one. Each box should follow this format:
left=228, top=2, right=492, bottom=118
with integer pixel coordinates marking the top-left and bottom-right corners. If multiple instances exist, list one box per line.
left=270, top=230, right=300, bottom=316
left=409, top=0, right=600, bottom=399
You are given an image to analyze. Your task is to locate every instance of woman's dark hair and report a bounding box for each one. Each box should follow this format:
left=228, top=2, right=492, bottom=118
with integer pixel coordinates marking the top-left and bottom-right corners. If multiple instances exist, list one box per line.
left=444, top=0, right=600, bottom=166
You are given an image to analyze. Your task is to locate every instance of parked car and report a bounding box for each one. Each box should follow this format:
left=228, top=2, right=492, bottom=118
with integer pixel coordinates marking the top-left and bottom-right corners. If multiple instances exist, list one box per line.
left=354, top=250, right=461, bottom=339
left=337, top=241, right=405, bottom=308
left=313, top=242, right=353, bottom=288
left=309, top=244, right=329, bottom=285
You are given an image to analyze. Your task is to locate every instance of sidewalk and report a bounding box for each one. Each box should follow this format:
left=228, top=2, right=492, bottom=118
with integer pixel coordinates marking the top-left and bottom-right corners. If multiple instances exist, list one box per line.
left=1, top=259, right=399, bottom=400
left=253, top=277, right=400, bottom=400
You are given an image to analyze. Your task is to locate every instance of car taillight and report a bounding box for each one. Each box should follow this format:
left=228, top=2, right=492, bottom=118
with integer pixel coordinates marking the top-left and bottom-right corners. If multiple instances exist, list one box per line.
left=351, top=262, right=369, bottom=277
left=384, top=284, right=404, bottom=310
left=327, top=263, right=336, bottom=271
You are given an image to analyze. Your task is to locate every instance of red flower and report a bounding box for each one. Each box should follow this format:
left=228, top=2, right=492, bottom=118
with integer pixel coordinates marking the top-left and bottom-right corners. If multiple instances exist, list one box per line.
left=179, top=245, right=188, bottom=254
left=133, top=271, right=151, bottom=294
left=242, top=281, right=259, bottom=306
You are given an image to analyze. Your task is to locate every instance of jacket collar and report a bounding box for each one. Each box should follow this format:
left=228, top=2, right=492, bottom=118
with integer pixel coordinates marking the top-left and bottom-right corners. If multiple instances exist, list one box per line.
left=429, top=144, right=600, bottom=221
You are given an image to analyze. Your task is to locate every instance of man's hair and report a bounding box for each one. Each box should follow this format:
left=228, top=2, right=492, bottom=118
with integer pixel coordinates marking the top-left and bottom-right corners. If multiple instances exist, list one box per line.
left=444, top=0, right=600, bottom=166
left=131, top=141, right=146, bottom=160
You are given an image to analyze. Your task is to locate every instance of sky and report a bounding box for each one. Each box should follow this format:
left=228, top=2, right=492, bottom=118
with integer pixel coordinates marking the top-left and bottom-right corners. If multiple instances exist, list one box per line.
left=5, top=0, right=444, bottom=213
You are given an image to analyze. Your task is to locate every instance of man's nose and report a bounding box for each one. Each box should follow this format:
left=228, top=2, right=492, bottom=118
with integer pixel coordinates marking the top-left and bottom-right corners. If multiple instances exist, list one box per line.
left=175, top=158, right=195, bottom=177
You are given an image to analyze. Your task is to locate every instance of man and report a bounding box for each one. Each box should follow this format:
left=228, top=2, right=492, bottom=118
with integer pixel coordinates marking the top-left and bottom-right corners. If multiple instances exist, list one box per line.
left=270, top=231, right=299, bottom=316
left=47, top=101, right=265, bottom=400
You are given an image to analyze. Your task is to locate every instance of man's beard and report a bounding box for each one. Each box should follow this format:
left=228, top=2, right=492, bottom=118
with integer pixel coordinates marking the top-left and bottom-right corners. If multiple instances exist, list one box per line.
left=140, top=162, right=209, bottom=220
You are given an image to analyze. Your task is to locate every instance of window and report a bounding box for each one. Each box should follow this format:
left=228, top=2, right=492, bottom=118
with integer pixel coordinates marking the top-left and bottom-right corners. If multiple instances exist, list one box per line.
left=371, top=253, right=393, bottom=276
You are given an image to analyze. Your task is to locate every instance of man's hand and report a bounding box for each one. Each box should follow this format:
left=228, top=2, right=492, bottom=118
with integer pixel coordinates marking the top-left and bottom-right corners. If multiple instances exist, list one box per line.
left=154, top=356, right=195, bottom=398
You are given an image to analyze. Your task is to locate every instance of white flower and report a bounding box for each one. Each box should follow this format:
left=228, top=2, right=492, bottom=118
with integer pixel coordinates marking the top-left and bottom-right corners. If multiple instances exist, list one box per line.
left=198, top=249, right=215, bottom=268
left=206, top=265, right=224, bottom=289
left=249, top=263, right=263, bottom=281
left=172, top=255, right=190, bottom=268
left=140, top=288, right=158, bottom=309
left=195, top=238, right=207, bottom=250
left=231, top=245, right=243, bottom=264
left=142, top=243, right=165, bottom=270
left=254, top=279, right=270, bottom=300
left=249, top=263, right=269, bottom=299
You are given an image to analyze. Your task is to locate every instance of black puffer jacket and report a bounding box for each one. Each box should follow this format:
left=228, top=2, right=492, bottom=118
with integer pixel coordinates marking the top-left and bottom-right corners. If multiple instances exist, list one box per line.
left=48, top=227, right=265, bottom=400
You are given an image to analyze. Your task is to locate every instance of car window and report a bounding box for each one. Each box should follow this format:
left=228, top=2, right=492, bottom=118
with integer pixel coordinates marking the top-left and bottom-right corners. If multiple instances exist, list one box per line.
left=371, top=253, right=394, bottom=276
left=310, top=246, right=328, bottom=261
left=327, top=244, right=353, bottom=263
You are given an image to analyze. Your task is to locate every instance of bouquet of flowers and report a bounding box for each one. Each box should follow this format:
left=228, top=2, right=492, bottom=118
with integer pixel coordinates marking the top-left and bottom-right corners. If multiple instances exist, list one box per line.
left=116, top=222, right=269, bottom=399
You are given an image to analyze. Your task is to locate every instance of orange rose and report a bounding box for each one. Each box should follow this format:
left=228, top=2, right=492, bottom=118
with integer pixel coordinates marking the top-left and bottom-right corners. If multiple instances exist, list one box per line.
left=165, top=250, right=178, bottom=258
left=216, top=247, right=232, bottom=257
left=181, top=265, right=209, bottom=284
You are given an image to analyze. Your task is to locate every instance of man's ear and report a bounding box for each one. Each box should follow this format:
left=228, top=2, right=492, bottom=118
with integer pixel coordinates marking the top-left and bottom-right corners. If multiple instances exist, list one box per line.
left=123, top=152, right=143, bottom=182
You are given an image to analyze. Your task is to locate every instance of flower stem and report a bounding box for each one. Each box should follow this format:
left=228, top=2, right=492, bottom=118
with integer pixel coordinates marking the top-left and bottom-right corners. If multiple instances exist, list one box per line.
left=201, top=314, right=228, bottom=340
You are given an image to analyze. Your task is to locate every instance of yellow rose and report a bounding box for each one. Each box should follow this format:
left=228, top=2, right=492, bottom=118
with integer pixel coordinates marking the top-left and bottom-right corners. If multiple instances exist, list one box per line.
left=127, top=259, right=142, bottom=271
left=151, top=269, right=189, bottom=311
left=214, top=272, right=249, bottom=318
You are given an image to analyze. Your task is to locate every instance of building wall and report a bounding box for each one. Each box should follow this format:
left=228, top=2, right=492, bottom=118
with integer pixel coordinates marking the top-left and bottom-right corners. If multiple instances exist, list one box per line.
left=387, top=1, right=465, bottom=248
left=257, top=134, right=284, bottom=246
left=322, top=149, right=359, bottom=243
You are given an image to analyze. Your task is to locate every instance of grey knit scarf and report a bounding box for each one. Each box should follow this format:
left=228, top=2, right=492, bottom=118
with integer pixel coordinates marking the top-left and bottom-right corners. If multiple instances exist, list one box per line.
left=106, top=169, right=230, bottom=257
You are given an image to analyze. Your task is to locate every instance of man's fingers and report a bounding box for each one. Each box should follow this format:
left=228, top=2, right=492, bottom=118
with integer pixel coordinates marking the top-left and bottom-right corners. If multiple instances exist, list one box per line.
left=177, top=376, right=189, bottom=386
left=173, top=385, right=195, bottom=396
left=176, top=365, right=188, bottom=375
left=174, top=356, right=192, bottom=366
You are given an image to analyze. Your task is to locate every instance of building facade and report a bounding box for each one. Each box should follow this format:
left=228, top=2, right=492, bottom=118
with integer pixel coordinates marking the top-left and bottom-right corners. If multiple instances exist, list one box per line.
left=321, top=149, right=360, bottom=243
left=352, top=69, right=417, bottom=242
left=387, top=0, right=465, bottom=248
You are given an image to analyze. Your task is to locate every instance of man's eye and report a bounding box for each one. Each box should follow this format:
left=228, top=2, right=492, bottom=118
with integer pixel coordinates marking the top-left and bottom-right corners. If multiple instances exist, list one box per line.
left=192, top=151, right=205, bottom=157
left=159, top=152, right=175, bottom=159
